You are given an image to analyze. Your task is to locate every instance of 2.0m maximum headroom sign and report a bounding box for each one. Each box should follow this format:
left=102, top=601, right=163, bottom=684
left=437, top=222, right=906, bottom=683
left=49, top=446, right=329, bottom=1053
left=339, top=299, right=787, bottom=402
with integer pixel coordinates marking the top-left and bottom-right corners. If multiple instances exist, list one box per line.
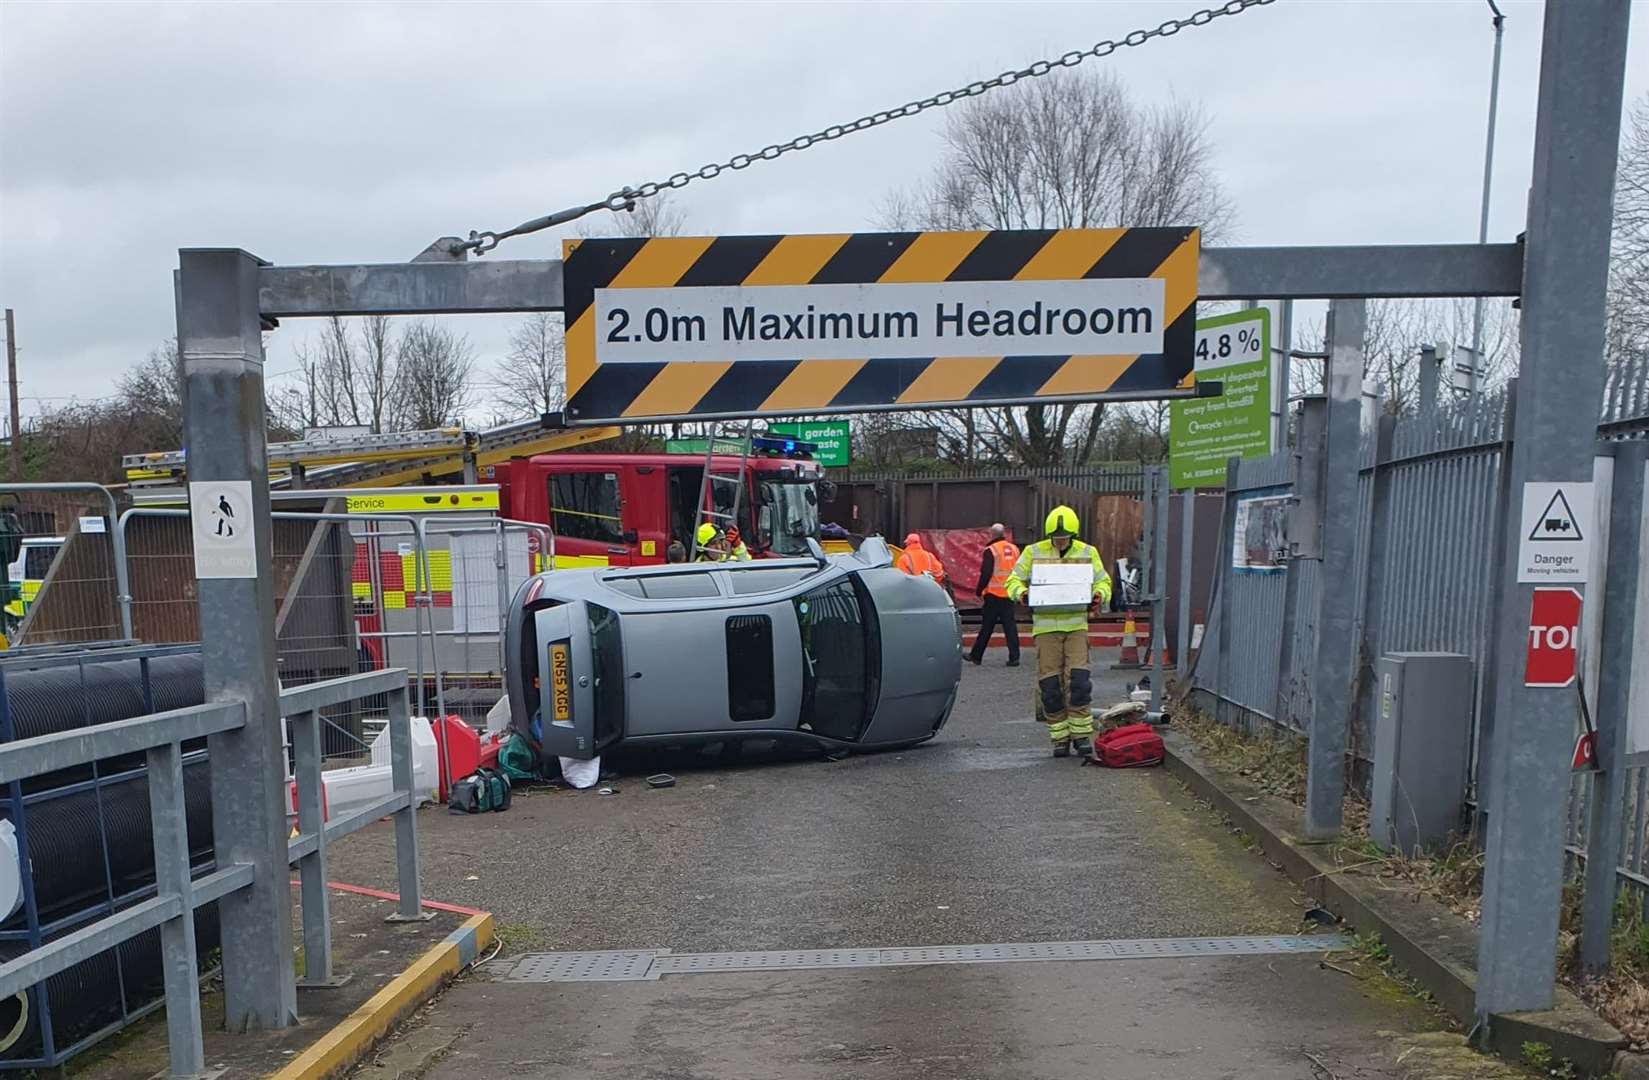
left=561, top=228, right=1200, bottom=424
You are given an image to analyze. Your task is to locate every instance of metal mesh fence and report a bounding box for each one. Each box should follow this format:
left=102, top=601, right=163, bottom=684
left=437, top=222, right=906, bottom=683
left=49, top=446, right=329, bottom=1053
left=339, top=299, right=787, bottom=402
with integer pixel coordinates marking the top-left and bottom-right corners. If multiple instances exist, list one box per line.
left=0, top=486, right=126, bottom=649
left=120, top=509, right=548, bottom=767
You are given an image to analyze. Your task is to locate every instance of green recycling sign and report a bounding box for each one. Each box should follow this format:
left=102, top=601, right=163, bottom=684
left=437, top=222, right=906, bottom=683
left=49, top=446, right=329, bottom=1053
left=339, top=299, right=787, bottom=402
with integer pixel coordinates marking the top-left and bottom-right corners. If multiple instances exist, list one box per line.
left=1170, top=309, right=1272, bottom=489
left=768, top=421, right=851, bottom=468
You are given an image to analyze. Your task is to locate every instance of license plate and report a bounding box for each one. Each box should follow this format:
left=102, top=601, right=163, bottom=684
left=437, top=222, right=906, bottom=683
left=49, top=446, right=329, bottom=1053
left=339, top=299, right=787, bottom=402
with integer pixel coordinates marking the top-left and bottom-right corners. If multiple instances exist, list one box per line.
left=549, top=641, right=571, bottom=721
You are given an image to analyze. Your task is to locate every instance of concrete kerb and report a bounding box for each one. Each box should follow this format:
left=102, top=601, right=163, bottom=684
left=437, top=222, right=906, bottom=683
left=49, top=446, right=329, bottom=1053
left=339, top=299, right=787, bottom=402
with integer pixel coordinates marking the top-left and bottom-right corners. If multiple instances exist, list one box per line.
left=1160, top=731, right=1627, bottom=1075
left=266, top=912, right=494, bottom=1080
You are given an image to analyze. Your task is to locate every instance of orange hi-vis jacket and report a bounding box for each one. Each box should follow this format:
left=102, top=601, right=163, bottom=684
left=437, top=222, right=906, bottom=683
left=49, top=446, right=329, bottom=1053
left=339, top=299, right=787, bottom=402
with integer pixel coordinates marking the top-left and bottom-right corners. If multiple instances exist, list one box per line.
left=983, top=539, right=1020, bottom=598
left=896, top=545, right=946, bottom=583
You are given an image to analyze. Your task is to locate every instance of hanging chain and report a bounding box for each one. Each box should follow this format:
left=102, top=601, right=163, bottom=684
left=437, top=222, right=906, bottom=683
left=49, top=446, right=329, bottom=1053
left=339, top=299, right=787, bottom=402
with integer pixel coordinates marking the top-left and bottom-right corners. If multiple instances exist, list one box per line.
left=453, top=0, right=1277, bottom=256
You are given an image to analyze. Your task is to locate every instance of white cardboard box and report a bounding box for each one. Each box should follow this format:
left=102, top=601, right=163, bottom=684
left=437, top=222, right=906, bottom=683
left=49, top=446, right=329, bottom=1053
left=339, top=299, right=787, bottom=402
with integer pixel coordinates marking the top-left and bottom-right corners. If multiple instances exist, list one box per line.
left=1029, top=562, right=1094, bottom=607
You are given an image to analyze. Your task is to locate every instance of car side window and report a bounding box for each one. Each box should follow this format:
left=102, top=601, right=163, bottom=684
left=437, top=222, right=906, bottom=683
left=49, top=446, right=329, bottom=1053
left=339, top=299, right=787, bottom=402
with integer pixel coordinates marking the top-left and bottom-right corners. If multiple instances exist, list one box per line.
left=725, top=615, right=775, bottom=722
left=549, top=472, right=623, bottom=544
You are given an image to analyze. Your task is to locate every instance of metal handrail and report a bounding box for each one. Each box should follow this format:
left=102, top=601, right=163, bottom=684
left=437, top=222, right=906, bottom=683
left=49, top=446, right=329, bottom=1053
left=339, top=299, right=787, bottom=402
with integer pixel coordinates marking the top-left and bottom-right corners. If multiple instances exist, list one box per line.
left=0, top=701, right=245, bottom=784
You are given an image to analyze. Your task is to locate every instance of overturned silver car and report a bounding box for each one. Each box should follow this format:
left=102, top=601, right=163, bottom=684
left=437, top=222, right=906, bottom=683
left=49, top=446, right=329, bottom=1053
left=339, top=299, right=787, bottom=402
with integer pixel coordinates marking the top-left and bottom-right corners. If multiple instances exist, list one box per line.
left=504, top=538, right=962, bottom=762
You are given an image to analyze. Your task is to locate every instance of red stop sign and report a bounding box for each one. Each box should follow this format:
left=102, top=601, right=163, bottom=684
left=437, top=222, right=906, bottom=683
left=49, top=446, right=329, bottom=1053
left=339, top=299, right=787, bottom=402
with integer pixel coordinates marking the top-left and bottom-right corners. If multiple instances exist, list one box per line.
left=1526, top=587, right=1583, bottom=688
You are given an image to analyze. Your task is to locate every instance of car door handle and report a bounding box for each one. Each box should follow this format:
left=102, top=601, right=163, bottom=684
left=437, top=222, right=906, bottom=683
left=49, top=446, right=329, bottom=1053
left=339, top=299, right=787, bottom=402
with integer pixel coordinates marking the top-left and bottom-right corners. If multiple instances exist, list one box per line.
left=607, top=546, right=628, bottom=555
left=628, top=672, right=643, bottom=680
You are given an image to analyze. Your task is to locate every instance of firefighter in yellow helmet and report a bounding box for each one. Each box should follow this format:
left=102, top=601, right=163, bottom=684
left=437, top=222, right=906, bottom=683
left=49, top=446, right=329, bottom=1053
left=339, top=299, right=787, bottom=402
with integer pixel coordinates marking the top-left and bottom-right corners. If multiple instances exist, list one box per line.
left=1004, top=506, right=1113, bottom=758
left=694, top=522, right=727, bottom=562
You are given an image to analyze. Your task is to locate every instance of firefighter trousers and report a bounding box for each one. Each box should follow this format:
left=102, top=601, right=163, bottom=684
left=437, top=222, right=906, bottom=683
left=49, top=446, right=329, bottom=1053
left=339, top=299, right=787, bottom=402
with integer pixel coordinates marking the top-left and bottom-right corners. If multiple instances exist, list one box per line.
left=1033, top=629, right=1095, bottom=744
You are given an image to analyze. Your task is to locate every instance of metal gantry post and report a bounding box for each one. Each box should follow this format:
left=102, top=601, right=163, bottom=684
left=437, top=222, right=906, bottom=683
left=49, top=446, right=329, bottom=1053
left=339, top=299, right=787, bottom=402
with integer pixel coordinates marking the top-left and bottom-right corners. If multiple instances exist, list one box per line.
left=1581, top=441, right=1647, bottom=973
left=176, top=248, right=298, bottom=1030
left=1303, top=299, right=1366, bottom=841
left=1476, top=0, right=1632, bottom=1021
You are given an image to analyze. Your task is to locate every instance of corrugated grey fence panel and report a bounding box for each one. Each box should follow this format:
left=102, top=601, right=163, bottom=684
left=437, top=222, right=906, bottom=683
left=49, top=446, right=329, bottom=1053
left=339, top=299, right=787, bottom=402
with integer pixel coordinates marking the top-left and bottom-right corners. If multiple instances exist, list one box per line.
left=1192, top=363, right=1649, bottom=900
left=1193, top=451, right=1295, bottom=731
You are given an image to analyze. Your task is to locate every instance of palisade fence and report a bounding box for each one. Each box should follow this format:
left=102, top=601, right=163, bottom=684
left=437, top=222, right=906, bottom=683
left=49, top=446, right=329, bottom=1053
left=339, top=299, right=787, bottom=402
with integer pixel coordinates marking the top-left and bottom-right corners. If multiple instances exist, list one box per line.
left=1190, top=352, right=1649, bottom=887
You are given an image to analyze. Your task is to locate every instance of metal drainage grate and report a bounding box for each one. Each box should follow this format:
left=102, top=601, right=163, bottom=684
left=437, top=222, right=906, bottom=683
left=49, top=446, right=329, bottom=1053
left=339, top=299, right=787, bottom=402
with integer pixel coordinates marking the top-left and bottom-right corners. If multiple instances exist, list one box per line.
left=491, top=950, right=661, bottom=982
left=488, top=935, right=1349, bottom=983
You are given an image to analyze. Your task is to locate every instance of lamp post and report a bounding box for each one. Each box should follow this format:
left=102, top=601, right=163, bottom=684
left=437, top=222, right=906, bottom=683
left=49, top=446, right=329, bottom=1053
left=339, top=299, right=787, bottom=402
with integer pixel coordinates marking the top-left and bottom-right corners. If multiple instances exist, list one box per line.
left=1469, top=1, right=1506, bottom=405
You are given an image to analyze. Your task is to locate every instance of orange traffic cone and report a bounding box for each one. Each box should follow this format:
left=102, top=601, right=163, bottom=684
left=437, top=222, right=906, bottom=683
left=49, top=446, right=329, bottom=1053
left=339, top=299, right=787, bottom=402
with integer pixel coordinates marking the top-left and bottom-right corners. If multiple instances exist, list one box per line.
left=1113, top=617, right=1143, bottom=669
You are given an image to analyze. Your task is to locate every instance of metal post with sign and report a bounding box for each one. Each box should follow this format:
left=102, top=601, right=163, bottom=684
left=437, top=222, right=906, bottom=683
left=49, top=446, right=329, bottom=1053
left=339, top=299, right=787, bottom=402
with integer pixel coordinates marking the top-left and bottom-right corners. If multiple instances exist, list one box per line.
left=176, top=248, right=299, bottom=1032
left=1475, top=0, right=1630, bottom=1023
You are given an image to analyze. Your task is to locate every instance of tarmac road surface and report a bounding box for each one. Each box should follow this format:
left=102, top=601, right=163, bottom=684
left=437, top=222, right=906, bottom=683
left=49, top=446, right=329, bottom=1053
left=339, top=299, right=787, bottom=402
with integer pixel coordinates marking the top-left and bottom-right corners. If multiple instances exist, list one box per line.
left=335, top=660, right=1462, bottom=1079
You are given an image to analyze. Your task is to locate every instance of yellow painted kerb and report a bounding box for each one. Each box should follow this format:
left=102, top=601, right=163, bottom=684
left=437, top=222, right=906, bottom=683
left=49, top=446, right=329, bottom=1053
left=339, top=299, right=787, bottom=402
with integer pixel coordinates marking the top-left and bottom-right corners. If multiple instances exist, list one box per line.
left=265, top=911, right=494, bottom=1080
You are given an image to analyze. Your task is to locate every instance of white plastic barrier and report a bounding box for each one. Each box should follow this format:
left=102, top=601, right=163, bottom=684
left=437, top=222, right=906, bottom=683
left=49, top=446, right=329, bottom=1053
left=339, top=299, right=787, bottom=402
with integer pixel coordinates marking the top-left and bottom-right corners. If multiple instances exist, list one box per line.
left=285, top=716, right=439, bottom=823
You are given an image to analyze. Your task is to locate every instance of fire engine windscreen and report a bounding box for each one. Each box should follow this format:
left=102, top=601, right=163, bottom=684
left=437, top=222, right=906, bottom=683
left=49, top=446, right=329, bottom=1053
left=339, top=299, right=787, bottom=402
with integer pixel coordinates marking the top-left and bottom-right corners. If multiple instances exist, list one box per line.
left=761, top=482, right=820, bottom=556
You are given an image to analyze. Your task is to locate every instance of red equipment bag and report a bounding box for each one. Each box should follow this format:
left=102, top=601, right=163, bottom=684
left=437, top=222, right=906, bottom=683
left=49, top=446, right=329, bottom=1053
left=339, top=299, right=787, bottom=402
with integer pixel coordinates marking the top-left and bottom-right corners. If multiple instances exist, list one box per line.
left=1094, top=722, right=1165, bottom=768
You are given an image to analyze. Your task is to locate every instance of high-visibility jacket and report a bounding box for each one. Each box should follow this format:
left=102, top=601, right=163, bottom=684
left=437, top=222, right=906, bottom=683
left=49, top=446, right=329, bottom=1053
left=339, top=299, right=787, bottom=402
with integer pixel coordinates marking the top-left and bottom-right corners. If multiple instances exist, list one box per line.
left=1004, top=539, right=1111, bottom=635
left=727, top=543, right=752, bottom=561
left=982, top=539, right=1020, bottom=599
left=896, top=545, right=946, bottom=582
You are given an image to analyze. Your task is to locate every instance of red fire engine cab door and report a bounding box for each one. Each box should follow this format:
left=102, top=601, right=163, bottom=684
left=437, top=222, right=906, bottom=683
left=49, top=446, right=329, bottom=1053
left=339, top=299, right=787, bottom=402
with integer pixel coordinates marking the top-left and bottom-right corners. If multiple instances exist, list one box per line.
left=546, top=467, right=635, bottom=567
left=624, top=466, right=668, bottom=565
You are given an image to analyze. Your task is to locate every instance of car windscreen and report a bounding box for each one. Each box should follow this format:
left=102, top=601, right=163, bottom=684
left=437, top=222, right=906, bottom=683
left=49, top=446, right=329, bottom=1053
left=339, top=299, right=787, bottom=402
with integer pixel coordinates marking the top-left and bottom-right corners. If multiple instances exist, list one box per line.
left=762, top=481, right=820, bottom=556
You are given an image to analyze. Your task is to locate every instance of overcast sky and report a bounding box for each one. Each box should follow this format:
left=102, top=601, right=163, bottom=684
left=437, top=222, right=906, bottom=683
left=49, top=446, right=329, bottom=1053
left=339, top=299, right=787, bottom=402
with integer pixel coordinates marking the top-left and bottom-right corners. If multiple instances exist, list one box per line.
left=2, top=0, right=1645, bottom=426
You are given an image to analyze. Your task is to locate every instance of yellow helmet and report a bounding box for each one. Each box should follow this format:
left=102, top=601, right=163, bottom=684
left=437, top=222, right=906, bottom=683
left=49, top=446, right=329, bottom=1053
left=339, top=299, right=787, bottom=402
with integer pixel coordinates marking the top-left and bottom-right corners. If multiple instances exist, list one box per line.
left=1044, top=505, right=1080, bottom=538
left=695, top=522, right=721, bottom=546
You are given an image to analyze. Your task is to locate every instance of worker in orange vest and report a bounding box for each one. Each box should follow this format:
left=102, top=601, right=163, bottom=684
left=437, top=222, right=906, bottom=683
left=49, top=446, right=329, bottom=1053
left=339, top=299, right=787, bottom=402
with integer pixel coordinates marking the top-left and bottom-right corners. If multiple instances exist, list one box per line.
left=896, top=533, right=947, bottom=586
left=968, top=522, right=1021, bottom=668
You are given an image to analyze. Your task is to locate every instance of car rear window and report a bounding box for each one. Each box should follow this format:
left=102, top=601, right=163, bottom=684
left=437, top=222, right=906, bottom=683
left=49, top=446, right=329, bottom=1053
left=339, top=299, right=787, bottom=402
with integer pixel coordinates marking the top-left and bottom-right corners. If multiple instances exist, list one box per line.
left=727, top=566, right=818, bottom=595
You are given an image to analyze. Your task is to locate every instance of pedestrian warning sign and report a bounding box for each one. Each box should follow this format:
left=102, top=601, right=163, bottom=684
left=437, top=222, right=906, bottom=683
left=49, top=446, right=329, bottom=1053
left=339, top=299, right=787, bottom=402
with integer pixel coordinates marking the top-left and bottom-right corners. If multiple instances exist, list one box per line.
left=1517, top=480, right=1593, bottom=583
left=189, top=480, right=258, bottom=579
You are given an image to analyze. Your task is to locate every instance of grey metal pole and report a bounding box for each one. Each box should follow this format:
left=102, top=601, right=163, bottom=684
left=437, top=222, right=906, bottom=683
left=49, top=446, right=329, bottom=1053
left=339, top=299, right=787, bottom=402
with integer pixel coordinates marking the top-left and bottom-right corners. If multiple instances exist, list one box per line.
left=291, top=709, right=343, bottom=987
left=1476, top=0, right=1631, bottom=1022
left=1303, top=299, right=1366, bottom=840
left=1177, top=489, right=1194, bottom=678
left=385, top=684, right=428, bottom=922
left=146, top=739, right=205, bottom=1076
left=4, top=309, right=20, bottom=480
left=1149, top=466, right=1167, bottom=713
left=175, top=248, right=298, bottom=1030
left=1418, top=345, right=1440, bottom=418
left=1581, top=441, right=1646, bottom=973
left=1275, top=300, right=1294, bottom=452
left=1471, top=4, right=1507, bottom=406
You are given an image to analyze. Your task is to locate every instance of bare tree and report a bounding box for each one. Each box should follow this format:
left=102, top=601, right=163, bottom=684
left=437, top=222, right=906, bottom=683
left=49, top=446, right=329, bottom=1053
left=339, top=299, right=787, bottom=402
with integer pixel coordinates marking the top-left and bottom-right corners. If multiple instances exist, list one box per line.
left=1609, top=94, right=1649, bottom=364
left=358, top=315, right=398, bottom=433
left=880, top=70, right=1233, bottom=466
left=1287, top=297, right=1519, bottom=415
left=493, top=313, right=565, bottom=420
left=393, top=321, right=476, bottom=429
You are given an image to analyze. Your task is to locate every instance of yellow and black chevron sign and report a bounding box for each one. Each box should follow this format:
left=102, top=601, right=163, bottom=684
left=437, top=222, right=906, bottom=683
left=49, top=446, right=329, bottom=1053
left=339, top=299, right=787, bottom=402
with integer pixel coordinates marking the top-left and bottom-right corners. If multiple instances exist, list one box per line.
left=562, top=227, right=1198, bottom=424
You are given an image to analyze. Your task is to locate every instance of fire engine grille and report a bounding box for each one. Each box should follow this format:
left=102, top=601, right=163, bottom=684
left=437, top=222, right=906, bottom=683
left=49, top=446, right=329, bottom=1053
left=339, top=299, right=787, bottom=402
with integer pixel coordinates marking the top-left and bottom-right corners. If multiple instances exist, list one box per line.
left=486, top=935, right=1348, bottom=983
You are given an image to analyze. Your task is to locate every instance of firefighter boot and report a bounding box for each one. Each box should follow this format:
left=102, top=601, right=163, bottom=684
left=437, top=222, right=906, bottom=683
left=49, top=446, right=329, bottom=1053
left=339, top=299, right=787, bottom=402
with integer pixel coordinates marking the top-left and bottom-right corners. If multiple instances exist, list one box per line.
left=1071, top=737, right=1093, bottom=758
left=1052, top=740, right=1072, bottom=758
